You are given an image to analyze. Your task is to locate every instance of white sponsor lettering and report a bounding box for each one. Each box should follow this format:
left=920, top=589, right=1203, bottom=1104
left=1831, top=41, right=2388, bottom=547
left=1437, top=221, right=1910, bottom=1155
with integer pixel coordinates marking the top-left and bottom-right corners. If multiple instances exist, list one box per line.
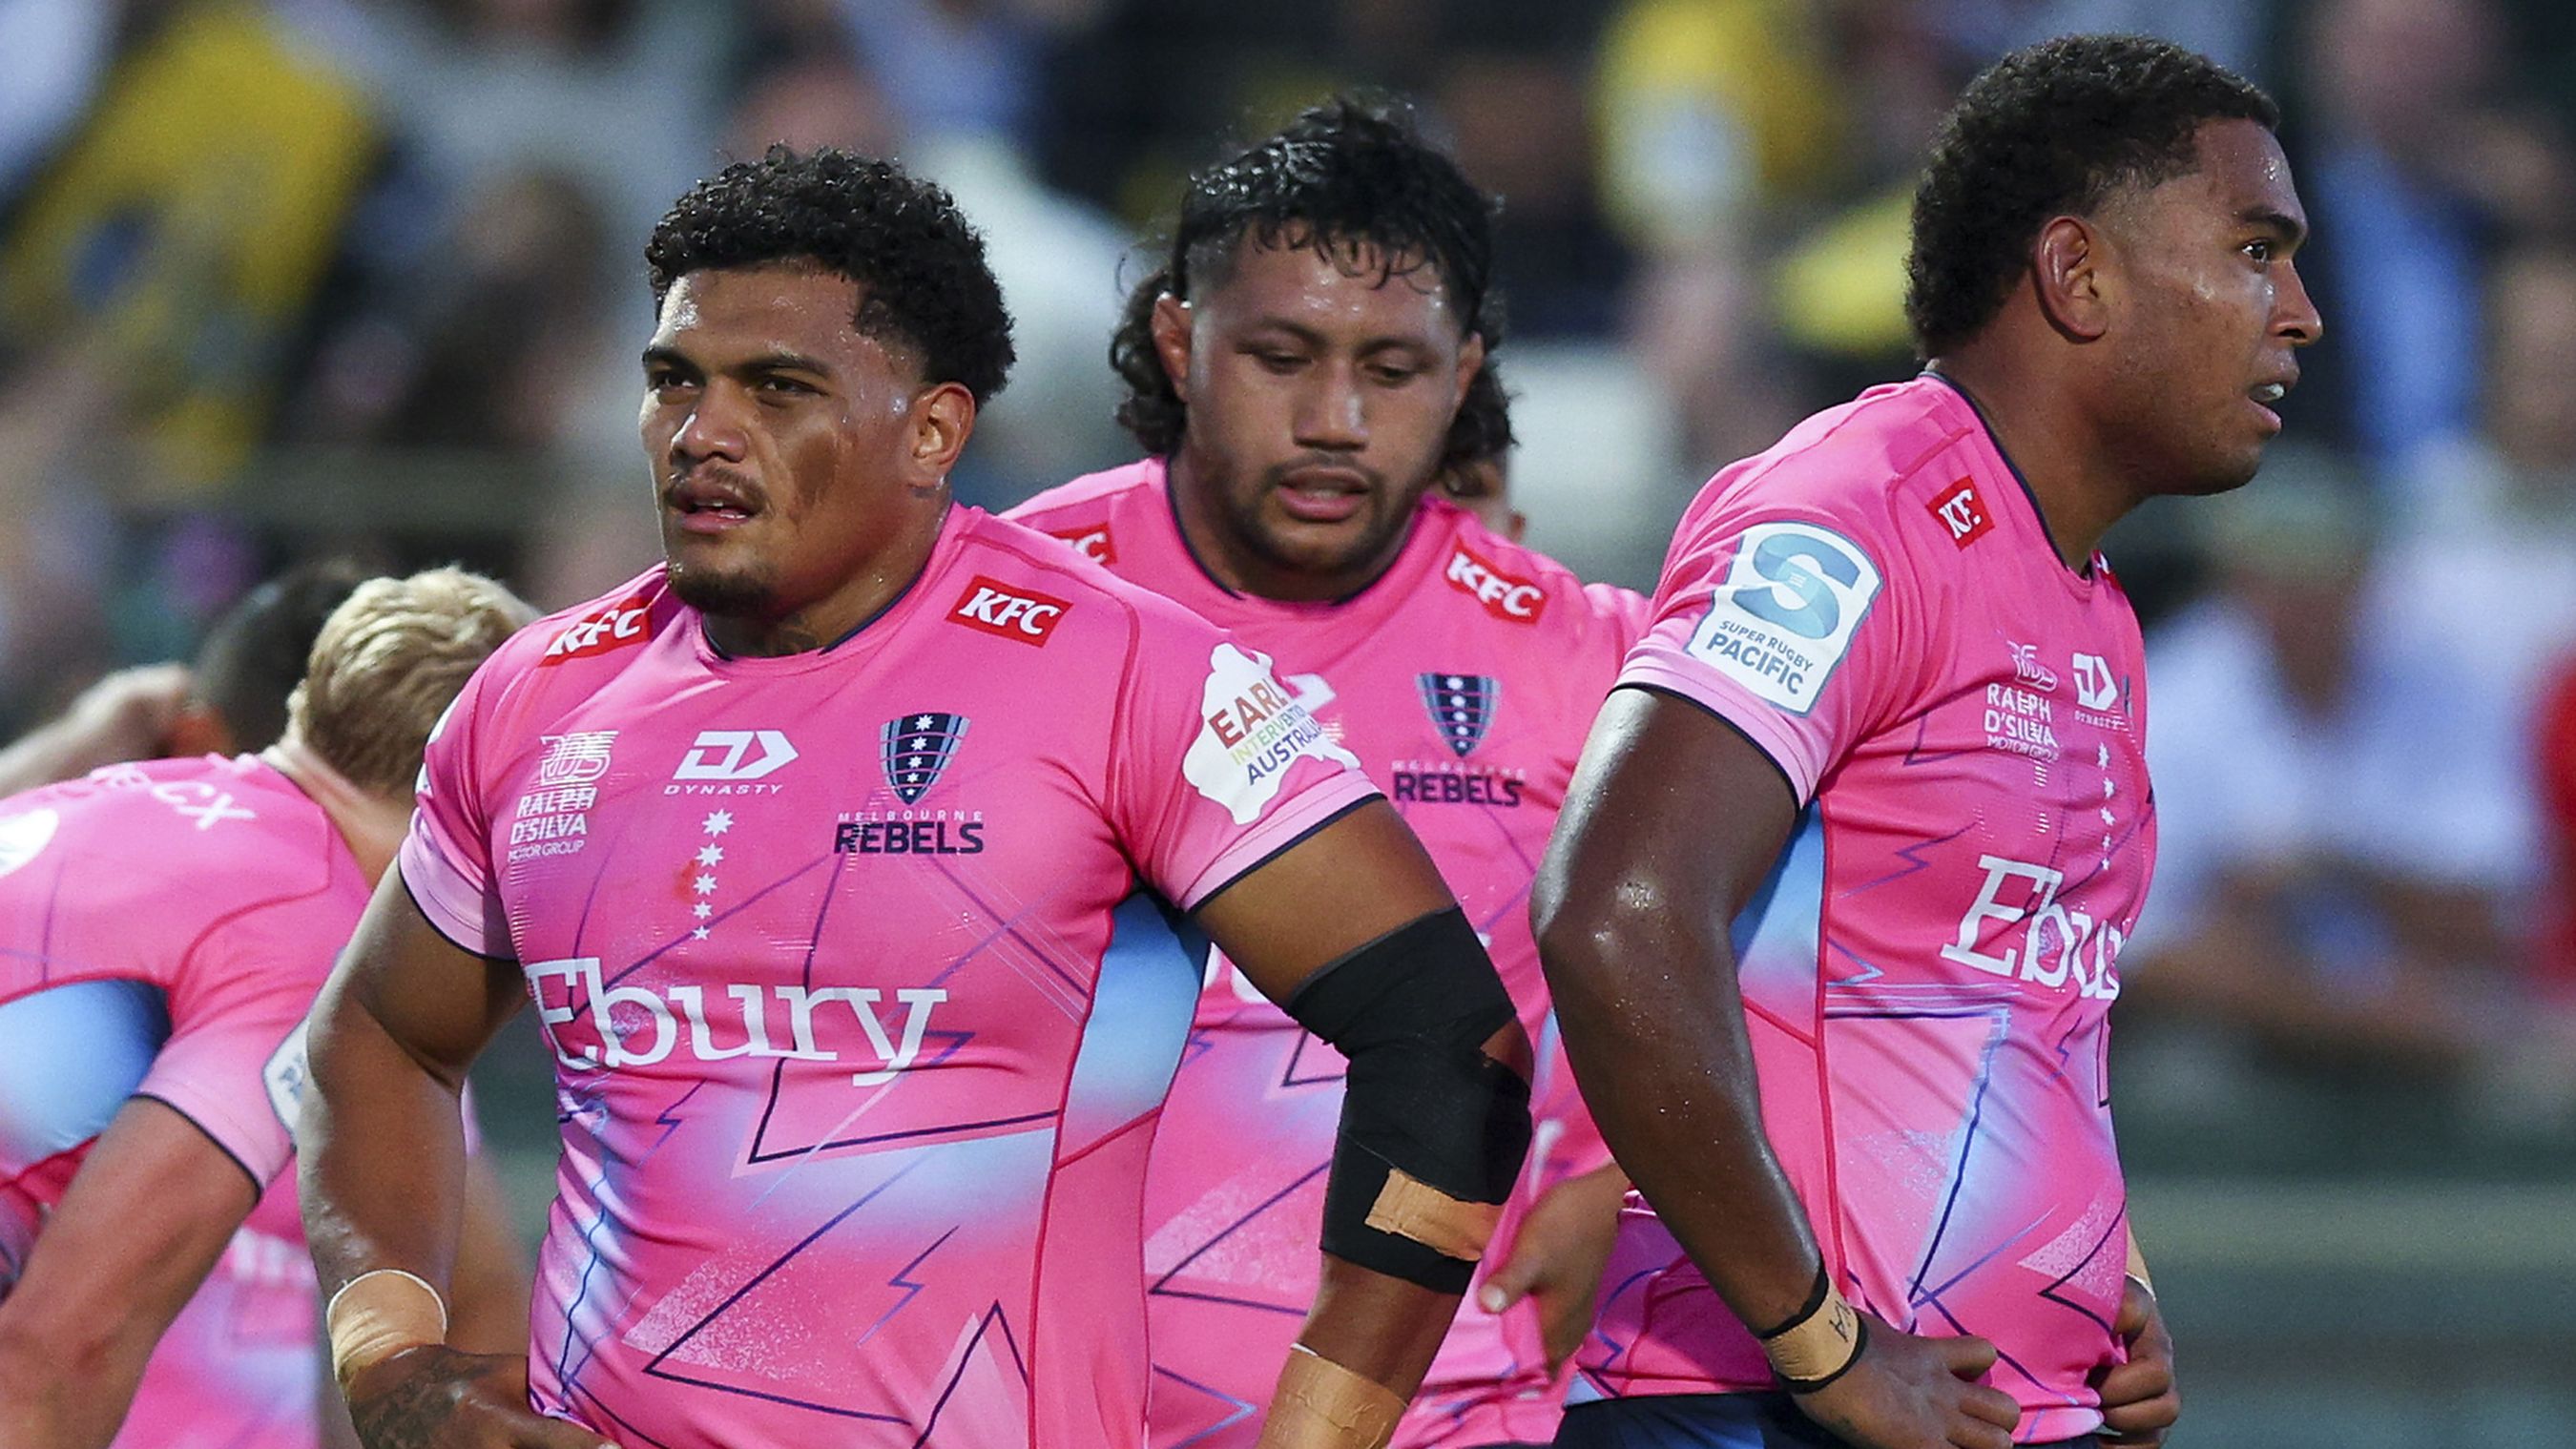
left=956, top=587, right=1064, bottom=637
left=1942, top=855, right=2124, bottom=1000
left=1444, top=549, right=1546, bottom=620
left=525, top=957, right=946, bottom=1084
left=1685, top=522, right=1882, bottom=715
left=150, top=781, right=256, bottom=830
left=1183, top=645, right=1361, bottom=824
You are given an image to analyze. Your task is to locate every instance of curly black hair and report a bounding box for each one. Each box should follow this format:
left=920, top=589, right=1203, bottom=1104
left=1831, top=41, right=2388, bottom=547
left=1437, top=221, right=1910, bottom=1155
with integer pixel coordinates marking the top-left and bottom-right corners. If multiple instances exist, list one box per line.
left=1905, top=34, right=2279, bottom=358
left=1111, top=94, right=1513, bottom=470
left=646, top=146, right=1014, bottom=403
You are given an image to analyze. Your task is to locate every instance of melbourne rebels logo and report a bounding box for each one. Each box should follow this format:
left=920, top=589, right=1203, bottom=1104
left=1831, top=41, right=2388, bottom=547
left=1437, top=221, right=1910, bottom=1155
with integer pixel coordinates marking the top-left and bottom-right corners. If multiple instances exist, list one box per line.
left=882, top=713, right=969, bottom=803
left=1418, top=673, right=1499, bottom=757
left=838, top=713, right=985, bottom=856
left=1394, top=672, right=1524, bottom=808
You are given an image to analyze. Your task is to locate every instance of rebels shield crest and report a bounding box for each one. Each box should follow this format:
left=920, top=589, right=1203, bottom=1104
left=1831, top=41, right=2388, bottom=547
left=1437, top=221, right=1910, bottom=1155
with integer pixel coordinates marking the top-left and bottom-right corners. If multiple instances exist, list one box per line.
left=881, top=713, right=970, bottom=804
left=1417, top=673, right=1499, bottom=758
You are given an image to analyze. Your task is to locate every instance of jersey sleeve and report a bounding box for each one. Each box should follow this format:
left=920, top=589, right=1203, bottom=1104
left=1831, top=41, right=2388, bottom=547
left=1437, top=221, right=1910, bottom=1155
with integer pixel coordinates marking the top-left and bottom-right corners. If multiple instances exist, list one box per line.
left=396, top=653, right=513, bottom=957
left=135, top=900, right=341, bottom=1187
left=1615, top=488, right=1920, bottom=804
left=1107, top=621, right=1382, bottom=910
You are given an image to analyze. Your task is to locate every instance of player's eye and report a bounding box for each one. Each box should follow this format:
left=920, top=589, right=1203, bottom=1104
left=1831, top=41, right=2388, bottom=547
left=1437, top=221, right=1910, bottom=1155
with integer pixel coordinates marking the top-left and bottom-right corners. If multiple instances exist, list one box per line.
left=1367, top=362, right=1423, bottom=385
left=2243, top=238, right=2274, bottom=265
left=646, top=369, right=694, bottom=394
left=756, top=376, right=817, bottom=398
left=1247, top=347, right=1305, bottom=373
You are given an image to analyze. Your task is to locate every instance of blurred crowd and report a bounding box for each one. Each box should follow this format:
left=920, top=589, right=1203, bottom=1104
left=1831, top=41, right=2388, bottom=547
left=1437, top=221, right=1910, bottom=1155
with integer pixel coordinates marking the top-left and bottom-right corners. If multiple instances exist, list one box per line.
left=10, top=0, right=2576, bottom=1149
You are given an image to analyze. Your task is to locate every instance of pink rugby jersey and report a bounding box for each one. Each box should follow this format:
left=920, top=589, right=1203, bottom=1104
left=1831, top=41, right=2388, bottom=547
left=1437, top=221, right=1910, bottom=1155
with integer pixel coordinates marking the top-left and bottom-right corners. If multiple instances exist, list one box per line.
left=399, top=506, right=1376, bottom=1449
left=1011, top=466, right=1646, bottom=1449
left=1575, top=376, right=2152, bottom=1442
left=0, top=753, right=372, bottom=1448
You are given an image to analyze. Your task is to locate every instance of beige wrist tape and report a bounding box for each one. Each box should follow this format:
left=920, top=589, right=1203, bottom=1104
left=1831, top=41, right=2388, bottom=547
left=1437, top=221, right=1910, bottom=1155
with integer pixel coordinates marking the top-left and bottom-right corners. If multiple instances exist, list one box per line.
left=326, top=1268, right=448, bottom=1388
left=1255, top=1346, right=1407, bottom=1449
left=2125, top=1238, right=2154, bottom=1295
left=1760, top=1279, right=1863, bottom=1384
left=1363, top=1169, right=1502, bottom=1262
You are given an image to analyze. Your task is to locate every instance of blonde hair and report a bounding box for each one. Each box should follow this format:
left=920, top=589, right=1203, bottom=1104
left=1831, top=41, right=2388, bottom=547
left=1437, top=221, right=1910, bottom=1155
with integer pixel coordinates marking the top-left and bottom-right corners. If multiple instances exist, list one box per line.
left=288, top=568, right=536, bottom=796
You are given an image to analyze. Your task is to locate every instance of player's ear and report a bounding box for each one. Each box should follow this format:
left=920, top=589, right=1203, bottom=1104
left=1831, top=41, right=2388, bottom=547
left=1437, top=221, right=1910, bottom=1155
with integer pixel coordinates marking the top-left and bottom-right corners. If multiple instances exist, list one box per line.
left=909, top=381, right=977, bottom=491
left=2032, top=215, right=2110, bottom=343
left=1452, top=331, right=1485, bottom=413
left=1151, top=293, right=1195, bottom=404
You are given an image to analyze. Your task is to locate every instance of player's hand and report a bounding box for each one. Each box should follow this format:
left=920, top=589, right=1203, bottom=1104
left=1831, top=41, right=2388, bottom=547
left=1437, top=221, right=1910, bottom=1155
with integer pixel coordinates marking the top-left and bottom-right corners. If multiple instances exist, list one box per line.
left=69, top=663, right=193, bottom=756
left=1475, top=1164, right=1627, bottom=1371
left=1791, top=1314, right=2021, bottom=1449
left=343, top=1345, right=618, bottom=1449
left=2093, top=1275, right=2179, bottom=1445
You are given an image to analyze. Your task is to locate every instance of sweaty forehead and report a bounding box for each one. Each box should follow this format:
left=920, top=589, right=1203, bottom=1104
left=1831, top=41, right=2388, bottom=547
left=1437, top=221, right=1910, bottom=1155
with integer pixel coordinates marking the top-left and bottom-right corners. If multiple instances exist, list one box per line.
left=2121, top=118, right=2304, bottom=233
left=652, top=264, right=871, bottom=352
left=1201, top=235, right=1462, bottom=333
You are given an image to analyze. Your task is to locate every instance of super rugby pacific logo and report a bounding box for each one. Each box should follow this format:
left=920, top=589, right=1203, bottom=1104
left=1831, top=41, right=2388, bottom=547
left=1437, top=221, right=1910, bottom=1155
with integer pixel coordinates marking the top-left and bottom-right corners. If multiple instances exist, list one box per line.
left=1444, top=543, right=1547, bottom=624
left=949, top=576, right=1070, bottom=644
left=542, top=595, right=652, bottom=663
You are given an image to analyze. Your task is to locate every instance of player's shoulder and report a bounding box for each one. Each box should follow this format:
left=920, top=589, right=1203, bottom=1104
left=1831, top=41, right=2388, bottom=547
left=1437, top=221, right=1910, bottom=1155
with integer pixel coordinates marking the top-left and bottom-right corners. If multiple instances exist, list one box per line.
left=949, top=507, right=1229, bottom=656
left=1689, top=376, right=1989, bottom=549
left=1003, top=458, right=1164, bottom=565
left=0, top=756, right=329, bottom=917
left=1417, top=498, right=1648, bottom=646
left=455, top=567, right=680, bottom=714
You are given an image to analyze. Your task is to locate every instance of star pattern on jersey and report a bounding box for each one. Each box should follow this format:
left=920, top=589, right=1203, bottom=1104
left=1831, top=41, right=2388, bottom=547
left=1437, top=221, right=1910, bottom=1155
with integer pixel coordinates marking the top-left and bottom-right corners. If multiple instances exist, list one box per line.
left=684, top=812, right=735, bottom=943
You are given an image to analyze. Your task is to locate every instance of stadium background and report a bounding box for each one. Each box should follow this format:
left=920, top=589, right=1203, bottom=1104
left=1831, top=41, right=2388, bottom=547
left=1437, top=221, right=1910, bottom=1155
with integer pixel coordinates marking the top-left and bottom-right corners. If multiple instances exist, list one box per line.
left=6, top=0, right=2574, bottom=1441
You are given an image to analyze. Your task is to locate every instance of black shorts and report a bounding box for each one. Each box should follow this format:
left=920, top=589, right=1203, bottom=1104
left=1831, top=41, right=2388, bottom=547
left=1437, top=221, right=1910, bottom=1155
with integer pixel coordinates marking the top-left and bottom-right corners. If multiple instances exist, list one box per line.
left=1552, top=1394, right=2098, bottom=1449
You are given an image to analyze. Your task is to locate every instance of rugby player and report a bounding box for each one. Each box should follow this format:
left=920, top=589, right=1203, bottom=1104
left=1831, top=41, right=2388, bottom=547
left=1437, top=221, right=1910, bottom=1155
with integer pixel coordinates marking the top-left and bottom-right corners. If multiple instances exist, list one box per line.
left=0, top=568, right=532, bottom=1447
left=1535, top=35, right=2319, bottom=1449
left=1011, top=97, right=1640, bottom=1449
left=295, top=148, right=1532, bottom=1449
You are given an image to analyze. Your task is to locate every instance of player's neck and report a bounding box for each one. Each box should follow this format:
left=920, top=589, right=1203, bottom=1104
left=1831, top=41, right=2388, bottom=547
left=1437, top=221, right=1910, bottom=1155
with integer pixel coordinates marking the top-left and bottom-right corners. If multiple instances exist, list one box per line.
left=1926, top=352, right=2136, bottom=572
left=1165, top=453, right=1404, bottom=603
left=262, top=736, right=408, bottom=886
left=702, top=500, right=949, bottom=657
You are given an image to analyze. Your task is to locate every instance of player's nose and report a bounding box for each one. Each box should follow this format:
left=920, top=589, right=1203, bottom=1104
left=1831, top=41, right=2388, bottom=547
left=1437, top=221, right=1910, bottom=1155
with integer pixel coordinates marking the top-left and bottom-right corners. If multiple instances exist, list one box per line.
left=1291, top=364, right=1368, bottom=451
left=670, top=382, right=753, bottom=463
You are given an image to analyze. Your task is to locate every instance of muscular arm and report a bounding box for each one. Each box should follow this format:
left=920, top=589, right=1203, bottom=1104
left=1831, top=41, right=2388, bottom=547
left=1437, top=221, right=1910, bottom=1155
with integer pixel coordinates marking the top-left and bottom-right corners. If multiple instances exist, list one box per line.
left=299, top=871, right=613, bottom=1449
left=0, top=1097, right=260, bottom=1448
left=1535, top=690, right=2018, bottom=1449
left=0, top=664, right=192, bottom=796
left=1530, top=689, right=1819, bottom=1330
left=300, top=873, right=523, bottom=1314
left=1195, top=798, right=1531, bottom=1406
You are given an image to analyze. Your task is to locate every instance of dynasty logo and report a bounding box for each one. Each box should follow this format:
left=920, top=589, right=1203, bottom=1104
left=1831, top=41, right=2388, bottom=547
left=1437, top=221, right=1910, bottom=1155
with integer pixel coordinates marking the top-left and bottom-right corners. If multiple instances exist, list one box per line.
left=1395, top=673, right=1524, bottom=807
left=837, top=712, right=983, bottom=855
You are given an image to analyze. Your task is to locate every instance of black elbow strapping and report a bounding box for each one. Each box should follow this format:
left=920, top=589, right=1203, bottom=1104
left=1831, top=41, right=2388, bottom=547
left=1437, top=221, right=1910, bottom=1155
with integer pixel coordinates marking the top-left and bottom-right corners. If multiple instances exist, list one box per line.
left=1283, top=905, right=1532, bottom=1295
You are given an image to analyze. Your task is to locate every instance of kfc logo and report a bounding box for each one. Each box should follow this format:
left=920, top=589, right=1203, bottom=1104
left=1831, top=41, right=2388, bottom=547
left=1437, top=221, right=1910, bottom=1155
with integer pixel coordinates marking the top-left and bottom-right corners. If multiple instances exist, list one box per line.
left=1045, top=524, right=1115, bottom=565
left=1445, top=544, right=1547, bottom=623
left=543, top=595, right=652, bottom=663
left=949, top=577, right=1070, bottom=645
left=1926, top=480, right=1993, bottom=549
